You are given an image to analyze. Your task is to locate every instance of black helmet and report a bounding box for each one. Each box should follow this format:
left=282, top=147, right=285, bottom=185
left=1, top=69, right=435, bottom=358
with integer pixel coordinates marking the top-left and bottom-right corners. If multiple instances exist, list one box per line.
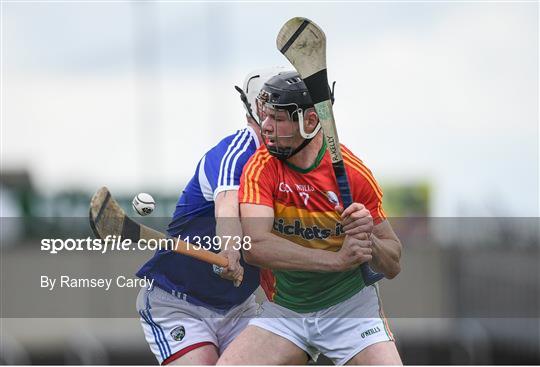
left=257, top=71, right=314, bottom=119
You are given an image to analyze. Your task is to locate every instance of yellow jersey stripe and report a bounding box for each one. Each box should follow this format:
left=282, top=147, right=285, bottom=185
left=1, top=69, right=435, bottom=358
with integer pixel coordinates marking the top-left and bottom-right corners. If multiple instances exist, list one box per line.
left=377, top=202, right=387, bottom=220
left=341, top=146, right=383, bottom=194
left=242, top=152, right=264, bottom=202
left=342, top=154, right=383, bottom=201
left=243, top=151, right=271, bottom=203
left=342, top=151, right=382, bottom=195
left=253, top=153, right=272, bottom=203
left=341, top=149, right=383, bottom=198
left=247, top=152, right=267, bottom=203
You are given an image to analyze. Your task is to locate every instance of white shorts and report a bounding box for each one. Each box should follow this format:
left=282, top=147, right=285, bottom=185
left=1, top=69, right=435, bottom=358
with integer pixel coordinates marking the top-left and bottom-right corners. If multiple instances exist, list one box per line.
left=249, top=284, right=394, bottom=365
left=136, top=286, right=258, bottom=364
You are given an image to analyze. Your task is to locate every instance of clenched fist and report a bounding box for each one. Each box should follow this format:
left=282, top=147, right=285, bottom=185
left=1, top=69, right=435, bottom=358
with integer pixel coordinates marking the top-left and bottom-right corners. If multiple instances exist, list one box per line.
left=335, top=202, right=374, bottom=236
left=333, top=233, right=373, bottom=272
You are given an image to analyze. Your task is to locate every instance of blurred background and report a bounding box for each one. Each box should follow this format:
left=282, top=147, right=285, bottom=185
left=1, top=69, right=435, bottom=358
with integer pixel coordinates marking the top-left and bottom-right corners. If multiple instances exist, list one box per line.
left=1, top=1, right=538, bottom=365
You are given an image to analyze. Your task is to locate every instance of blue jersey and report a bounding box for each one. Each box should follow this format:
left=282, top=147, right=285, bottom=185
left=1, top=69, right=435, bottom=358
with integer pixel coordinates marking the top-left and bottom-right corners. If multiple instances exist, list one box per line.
left=136, top=127, right=261, bottom=311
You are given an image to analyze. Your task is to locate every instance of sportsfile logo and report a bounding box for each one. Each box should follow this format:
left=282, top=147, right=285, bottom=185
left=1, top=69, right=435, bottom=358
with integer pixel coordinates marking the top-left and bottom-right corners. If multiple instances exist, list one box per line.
left=273, top=218, right=345, bottom=240
left=360, top=327, right=381, bottom=339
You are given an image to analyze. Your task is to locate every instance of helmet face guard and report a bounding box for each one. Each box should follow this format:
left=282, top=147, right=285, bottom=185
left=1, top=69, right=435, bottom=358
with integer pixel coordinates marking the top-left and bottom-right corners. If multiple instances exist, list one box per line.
left=258, top=101, right=297, bottom=160
left=257, top=79, right=321, bottom=160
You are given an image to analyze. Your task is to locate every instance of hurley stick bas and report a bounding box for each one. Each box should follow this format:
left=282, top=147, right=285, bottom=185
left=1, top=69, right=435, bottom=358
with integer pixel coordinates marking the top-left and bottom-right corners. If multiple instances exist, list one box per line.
left=276, top=17, right=384, bottom=285
left=89, top=186, right=229, bottom=268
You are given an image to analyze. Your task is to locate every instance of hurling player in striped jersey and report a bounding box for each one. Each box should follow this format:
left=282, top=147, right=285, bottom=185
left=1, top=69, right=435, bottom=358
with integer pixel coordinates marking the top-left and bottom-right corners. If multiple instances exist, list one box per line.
left=135, top=67, right=288, bottom=365
left=218, top=72, right=403, bottom=365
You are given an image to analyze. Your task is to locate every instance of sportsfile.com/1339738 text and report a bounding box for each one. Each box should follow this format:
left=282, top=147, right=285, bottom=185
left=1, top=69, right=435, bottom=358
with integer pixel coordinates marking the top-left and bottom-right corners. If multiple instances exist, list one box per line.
left=40, top=235, right=252, bottom=254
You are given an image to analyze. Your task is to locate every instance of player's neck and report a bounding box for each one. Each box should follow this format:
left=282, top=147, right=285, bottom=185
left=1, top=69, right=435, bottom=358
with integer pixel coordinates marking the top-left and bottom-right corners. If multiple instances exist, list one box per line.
left=286, top=133, right=324, bottom=170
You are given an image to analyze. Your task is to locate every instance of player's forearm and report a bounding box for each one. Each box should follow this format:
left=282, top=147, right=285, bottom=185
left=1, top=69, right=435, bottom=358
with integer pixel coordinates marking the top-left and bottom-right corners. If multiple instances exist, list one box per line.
left=244, top=233, right=339, bottom=272
left=215, top=219, right=243, bottom=257
left=215, top=216, right=243, bottom=241
left=369, top=235, right=401, bottom=279
left=215, top=191, right=243, bottom=248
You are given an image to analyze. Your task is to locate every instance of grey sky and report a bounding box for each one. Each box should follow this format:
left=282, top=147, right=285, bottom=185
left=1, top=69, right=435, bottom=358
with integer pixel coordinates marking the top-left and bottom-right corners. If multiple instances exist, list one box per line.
left=2, top=1, right=538, bottom=216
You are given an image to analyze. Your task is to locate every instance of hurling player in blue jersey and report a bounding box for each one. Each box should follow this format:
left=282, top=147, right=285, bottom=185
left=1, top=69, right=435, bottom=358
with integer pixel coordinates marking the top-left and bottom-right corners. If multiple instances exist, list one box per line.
left=135, top=67, right=288, bottom=365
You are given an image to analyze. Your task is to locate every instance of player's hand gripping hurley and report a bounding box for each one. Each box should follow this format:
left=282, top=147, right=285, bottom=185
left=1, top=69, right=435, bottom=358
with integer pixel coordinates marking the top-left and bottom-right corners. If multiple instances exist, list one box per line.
left=276, top=17, right=384, bottom=285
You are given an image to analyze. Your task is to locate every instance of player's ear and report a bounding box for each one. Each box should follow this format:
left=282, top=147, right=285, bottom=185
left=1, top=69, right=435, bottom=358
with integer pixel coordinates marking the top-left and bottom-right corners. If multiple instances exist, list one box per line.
left=305, top=108, right=319, bottom=129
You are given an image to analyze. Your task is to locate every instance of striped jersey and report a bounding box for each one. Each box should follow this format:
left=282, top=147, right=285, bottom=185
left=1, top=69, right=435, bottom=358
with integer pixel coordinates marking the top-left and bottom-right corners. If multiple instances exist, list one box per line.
left=137, top=127, right=260, bottom=311
left=239, top=140, right=386, bottom=313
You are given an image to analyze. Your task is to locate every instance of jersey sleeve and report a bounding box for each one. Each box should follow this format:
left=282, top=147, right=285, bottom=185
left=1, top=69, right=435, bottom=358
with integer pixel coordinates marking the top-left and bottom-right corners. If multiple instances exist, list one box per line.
left=204, top=129, right=257, bottom=200
left=341, top=146, right=387, bottom=224
left=239, top=149, right=275, bottom=208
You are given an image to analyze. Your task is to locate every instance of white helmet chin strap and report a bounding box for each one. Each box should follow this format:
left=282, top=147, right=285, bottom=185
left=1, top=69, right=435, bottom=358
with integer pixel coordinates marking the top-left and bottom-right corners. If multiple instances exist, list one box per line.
left=297, top=108, right=321, bottom=139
